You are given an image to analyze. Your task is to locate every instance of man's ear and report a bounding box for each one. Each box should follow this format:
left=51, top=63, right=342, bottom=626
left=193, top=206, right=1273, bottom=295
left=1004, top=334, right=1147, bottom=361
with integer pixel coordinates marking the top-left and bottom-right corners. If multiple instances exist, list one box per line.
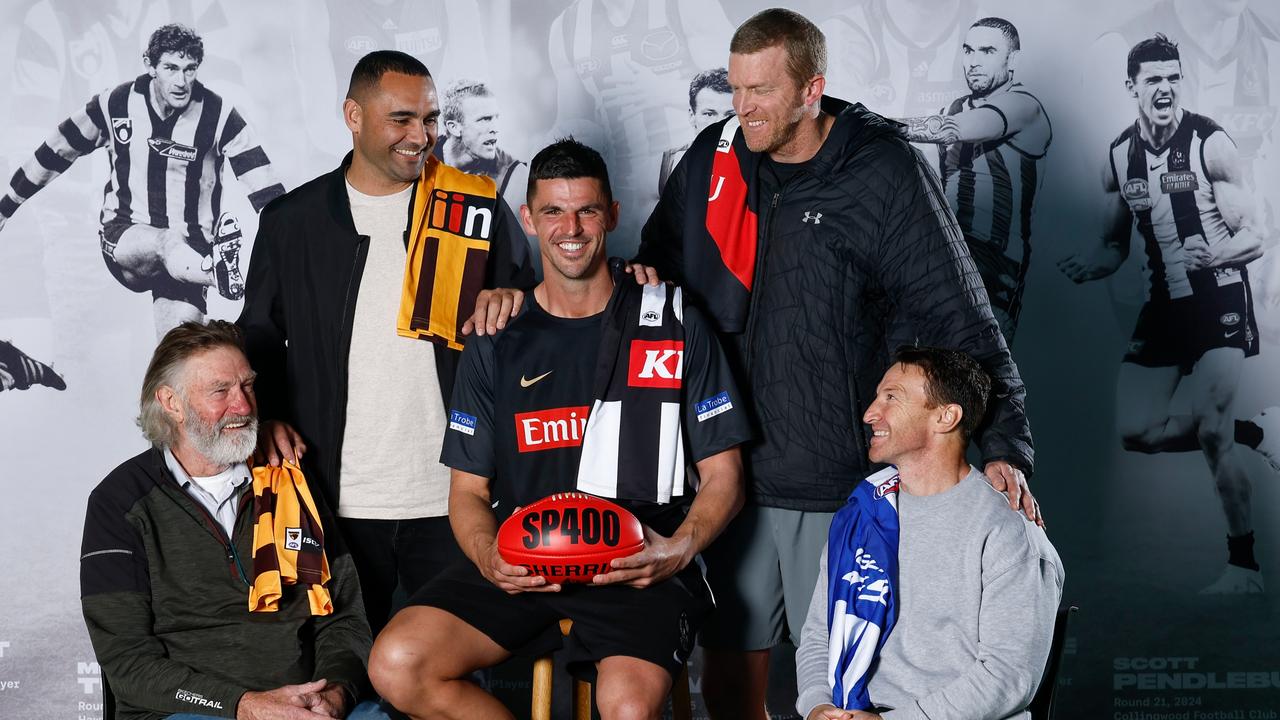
left=157, top=386, right=184, bottom=424
left=803, top=74, right=826, bottom=109
left=343, top=98, right=362, bottom=134
left=1125, top=78, right=1137, bottom=99
left=937, top=403, right=964, bottom=435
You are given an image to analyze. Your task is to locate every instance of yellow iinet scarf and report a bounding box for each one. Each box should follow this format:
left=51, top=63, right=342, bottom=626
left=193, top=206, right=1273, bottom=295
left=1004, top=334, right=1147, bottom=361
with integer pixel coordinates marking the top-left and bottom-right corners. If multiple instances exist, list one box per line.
left=397, top=156, right=499, bottom=350
left=249, top=462, right=332, bottom=616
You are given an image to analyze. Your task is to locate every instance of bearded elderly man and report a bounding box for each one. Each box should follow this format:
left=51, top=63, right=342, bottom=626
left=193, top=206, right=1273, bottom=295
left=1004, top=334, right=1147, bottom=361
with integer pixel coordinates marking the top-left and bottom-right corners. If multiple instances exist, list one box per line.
left=79, top=320, right=384, bottom=720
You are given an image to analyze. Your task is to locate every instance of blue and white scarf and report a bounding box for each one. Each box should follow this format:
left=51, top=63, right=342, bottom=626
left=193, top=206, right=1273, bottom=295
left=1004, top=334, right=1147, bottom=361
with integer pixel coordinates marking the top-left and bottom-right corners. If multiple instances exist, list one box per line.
left=826, top=466, right=901, bottom=710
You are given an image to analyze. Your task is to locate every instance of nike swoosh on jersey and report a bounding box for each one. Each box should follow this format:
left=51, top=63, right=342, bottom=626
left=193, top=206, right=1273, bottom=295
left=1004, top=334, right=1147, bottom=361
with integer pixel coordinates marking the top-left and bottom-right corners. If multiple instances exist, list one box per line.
left=1225, top=331, right=1240, bottom=338
left=520, top=371, right=554, bottom=387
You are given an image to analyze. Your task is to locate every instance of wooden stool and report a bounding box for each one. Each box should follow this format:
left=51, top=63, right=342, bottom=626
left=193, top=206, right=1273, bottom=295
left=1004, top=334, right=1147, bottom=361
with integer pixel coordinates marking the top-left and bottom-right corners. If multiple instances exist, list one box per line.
left=531, top=619, right=692, bottom=720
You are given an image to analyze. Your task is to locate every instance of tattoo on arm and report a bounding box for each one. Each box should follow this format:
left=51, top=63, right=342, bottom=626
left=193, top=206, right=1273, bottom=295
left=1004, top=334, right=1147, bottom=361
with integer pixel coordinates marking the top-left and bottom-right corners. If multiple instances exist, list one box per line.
left=899, top=115, right=961, bottom=144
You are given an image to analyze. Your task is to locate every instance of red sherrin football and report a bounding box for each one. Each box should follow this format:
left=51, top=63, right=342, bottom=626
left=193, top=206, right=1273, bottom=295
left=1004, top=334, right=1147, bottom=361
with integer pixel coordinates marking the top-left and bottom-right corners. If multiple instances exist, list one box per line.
left=497, top=492, right=645, bottom=584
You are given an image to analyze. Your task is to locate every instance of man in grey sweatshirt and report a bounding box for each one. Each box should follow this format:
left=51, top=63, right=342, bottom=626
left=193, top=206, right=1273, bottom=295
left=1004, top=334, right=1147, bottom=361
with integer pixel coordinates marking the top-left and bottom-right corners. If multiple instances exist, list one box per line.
left=796, top=347, right=1064, bottom=720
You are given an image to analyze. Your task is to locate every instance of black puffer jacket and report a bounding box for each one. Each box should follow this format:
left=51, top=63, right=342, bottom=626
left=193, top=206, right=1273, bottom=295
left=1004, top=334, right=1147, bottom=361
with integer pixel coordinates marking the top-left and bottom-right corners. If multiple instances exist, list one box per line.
left=637, top=97, right=1032, bottom=511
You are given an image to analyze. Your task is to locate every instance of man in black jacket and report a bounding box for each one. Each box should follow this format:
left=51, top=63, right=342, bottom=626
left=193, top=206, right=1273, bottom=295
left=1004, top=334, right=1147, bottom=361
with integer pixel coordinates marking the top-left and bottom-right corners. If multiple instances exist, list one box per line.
left=631, top=9, right=1037, bottom=719
left=237, top=50, right=534, bottom=637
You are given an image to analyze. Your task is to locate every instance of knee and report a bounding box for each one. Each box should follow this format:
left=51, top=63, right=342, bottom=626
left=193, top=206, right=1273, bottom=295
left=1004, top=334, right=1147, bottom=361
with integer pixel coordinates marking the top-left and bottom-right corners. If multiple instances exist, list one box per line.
left=1195, top=416, right=1231, bottom=459
left=368, top=631, right=433, bottom=706
left=596, top=687, right=662, bottom=720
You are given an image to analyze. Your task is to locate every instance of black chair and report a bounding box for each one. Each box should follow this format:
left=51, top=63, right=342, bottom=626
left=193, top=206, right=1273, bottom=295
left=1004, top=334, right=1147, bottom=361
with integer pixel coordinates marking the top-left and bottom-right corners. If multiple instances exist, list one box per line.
left=1029, top=604, right=1078, bottom=720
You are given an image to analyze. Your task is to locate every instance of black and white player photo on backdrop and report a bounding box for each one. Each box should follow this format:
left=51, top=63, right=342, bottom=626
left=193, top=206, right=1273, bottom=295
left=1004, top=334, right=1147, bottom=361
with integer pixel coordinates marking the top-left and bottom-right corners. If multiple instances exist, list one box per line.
left=1, top=1, right=1279, bottom=719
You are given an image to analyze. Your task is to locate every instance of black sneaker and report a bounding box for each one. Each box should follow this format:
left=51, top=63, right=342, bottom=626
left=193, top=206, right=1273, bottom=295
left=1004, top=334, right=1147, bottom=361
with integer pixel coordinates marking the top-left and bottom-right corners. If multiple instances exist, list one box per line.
left=213, top=212, right=245, bottom=301
left=0, top=340, right=66, bottom=391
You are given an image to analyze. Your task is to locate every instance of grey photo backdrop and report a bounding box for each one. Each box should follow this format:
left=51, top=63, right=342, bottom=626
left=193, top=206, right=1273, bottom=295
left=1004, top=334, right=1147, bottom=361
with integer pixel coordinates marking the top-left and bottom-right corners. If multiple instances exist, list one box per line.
left=1, top=1, right=1278, bottom=718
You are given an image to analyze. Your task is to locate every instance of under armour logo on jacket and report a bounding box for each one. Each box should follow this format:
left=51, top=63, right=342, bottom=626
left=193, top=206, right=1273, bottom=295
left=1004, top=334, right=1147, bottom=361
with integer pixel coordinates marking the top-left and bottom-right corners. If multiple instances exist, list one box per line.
left=803, top=211, right=822, bottom=224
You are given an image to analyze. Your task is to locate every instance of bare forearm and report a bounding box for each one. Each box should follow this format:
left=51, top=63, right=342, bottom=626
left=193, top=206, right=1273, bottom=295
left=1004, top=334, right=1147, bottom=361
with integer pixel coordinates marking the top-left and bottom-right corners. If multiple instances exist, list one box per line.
left=672, top=451, right=744, bottom=560
left=1213, top=226, right=1265, bottom=267
left=448, top=480, right=500, bottom=567
left=896, top=114, right=959, bottom=144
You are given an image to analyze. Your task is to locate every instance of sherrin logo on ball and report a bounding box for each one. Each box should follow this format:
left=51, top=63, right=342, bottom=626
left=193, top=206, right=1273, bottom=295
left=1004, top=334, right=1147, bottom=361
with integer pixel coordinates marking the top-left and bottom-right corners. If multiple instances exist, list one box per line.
left=497, top=492, right=645, bottom=584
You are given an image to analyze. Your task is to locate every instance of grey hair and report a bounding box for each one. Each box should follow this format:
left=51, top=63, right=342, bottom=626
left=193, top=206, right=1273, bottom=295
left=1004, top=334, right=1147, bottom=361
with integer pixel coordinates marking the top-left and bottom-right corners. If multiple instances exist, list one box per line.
left=137, top=320, right=244, bottom=447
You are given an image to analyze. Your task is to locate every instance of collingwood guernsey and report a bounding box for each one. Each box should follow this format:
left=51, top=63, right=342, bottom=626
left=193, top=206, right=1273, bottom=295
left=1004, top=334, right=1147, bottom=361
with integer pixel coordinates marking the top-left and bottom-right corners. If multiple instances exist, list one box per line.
left=442, top=279, right=751, bottom=536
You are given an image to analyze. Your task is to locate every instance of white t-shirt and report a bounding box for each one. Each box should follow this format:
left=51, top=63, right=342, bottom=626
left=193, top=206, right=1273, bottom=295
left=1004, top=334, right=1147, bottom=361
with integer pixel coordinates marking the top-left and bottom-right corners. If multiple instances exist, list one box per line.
left=339, top=180, right=451, bottom=519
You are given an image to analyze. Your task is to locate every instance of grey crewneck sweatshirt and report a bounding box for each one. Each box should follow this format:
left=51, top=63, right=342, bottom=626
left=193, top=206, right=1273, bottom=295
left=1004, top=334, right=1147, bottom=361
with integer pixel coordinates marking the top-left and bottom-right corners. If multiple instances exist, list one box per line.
left=795, top=467, right=1064, bottom=720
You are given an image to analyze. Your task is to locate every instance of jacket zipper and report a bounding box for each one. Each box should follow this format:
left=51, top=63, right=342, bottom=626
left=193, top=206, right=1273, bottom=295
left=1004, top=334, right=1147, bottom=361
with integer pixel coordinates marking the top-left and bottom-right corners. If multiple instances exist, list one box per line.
left=743, top=191, right=782, bottom=371
left=327, top=234, right=370, bottom=506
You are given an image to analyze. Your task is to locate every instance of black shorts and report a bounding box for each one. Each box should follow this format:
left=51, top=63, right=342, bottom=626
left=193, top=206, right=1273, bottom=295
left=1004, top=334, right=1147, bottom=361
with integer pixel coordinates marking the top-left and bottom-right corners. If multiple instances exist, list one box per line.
left=1124, top=273, right=1259, bottom=374
left=408, top=558, right=711, bottom=679
left=99, top=219, right=208, bottom=310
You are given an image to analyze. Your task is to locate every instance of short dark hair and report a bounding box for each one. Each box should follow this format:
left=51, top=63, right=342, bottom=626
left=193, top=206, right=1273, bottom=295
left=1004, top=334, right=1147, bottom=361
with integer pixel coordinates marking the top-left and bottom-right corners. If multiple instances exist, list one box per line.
left=346, top=50, right=431, bottom=101
left=1127, top=33, right=1180, bottom=80
left=527, top=137, right=612, bottom=205
left=730, top=8, right=826, bottom=88
left=891, top=346, right=991, bottom=441
left=144, top=24, right=204, bottom=66
left=442, top=79, right=492, bottom=126
left=970, top=17, right=1020, bottom=52
left=138, top=320, right=244, bottom=448
left=689, top=68, right=731, bottom=111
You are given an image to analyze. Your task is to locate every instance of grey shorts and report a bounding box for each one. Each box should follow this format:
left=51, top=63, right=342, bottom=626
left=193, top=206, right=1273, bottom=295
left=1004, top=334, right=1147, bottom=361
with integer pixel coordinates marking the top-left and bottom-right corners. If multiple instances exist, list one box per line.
left=699, top=504, right=834, bottom=651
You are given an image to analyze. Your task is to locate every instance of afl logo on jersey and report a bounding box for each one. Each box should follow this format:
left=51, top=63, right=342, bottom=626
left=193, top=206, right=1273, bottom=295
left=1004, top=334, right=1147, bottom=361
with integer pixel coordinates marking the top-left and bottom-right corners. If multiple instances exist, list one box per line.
left=641, top=30, right=680, bottom=62
left=111, top=118, right=133, bottom=144
left=1221, top=312, right=1241, bottom=326
left=1122, top=178, right=1152, bottom=212
left=345, top=35, right=376, bottom=55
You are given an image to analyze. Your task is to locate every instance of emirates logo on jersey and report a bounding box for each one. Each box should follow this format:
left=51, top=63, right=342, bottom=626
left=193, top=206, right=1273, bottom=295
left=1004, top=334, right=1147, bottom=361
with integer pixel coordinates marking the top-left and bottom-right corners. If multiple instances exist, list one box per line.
left=515, top=406, right=590, bottom=452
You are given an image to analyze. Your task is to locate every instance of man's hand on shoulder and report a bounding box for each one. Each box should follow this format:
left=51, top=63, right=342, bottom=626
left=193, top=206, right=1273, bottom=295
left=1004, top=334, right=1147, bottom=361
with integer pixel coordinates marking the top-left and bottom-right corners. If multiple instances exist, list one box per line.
left=623, top=263, right=662, bottom=286
left=480, top=539, right=562, bottom=594
left=984, top=460, right=1044, bottom=527
left=254, top=420, right=307, bottom=467
left=462, top=288, right=525, bottom=337
left=237, top=680, right=334, bottom=719
left=592, top=525, right=691, bottom=588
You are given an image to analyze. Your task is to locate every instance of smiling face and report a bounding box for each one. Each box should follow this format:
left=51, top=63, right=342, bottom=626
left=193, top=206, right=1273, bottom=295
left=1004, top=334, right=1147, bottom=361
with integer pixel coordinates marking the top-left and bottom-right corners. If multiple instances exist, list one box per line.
left=728, top=45, right=814, bottom=156
left=171, top=346, right=259, bottom=469
left=690, top=87, right=736, bottom=132
left=147, top=51, right=199, bottom=113
left=521, top=177, right=617, bottom=283
left=453, top=94, right=500, bottom=161
left=346, top=71, right=439, bottom=193
left=962, top=26, right=1016, bottom=96
left=1129, top=59, right=1182, bottom=128
left=862, top=363, right=938, bottom=466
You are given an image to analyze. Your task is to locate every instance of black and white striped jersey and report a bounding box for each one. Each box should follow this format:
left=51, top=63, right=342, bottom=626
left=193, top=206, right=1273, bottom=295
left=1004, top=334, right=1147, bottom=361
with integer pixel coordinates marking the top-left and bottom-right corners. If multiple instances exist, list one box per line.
left=442, top=284, right=750, bottom=536
left=1, top=74, right=284, bottom=244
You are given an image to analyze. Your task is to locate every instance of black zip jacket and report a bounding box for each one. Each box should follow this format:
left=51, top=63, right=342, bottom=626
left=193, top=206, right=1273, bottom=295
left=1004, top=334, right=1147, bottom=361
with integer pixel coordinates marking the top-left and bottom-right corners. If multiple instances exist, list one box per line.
left=80, top=448, right=370, bottom=720
left=238, top=154, right=534, bottom=508
left=637, top=97, right=1033, bottom=511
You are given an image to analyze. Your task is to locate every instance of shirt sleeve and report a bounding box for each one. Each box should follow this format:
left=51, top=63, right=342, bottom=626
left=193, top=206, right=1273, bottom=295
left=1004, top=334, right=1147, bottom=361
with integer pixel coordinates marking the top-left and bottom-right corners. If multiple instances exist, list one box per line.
left=796, top=543, right=834, bottom=719
left=218, top=107, right=286, bottom=212
left=679, top=292, right=753, bottom=462
left=440, top=333, right=498, bottom=477
left=80, top=484, right=247, bottom=717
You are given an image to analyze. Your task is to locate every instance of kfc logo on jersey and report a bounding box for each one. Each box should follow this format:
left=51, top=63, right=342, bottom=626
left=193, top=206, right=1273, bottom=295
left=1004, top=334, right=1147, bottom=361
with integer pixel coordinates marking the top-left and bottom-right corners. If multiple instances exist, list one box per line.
left=516, top=406, right=590, bottom=452
left=428, top=190, right=493, bottom=240
left=628, top=340, right=684, bottom=389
